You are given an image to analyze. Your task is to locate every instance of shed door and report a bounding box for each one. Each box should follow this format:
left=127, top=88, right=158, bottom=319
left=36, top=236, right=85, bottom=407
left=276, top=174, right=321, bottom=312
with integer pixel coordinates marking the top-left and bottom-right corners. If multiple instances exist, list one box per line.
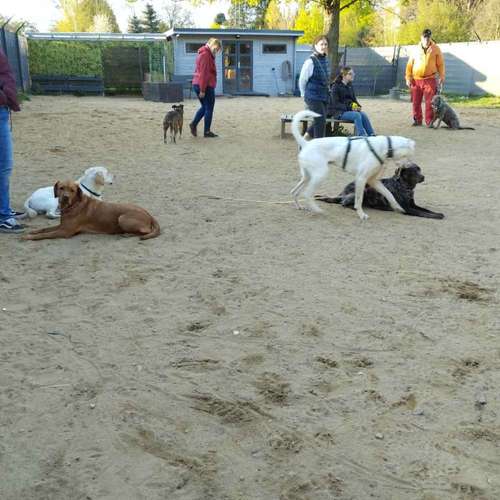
left=222, top=41, right=253, bottom=94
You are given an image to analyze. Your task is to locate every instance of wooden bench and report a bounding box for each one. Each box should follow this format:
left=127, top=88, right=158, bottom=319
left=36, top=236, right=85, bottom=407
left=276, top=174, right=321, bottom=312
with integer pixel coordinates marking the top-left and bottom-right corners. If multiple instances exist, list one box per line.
left=280, top=113, right=354, bottom=139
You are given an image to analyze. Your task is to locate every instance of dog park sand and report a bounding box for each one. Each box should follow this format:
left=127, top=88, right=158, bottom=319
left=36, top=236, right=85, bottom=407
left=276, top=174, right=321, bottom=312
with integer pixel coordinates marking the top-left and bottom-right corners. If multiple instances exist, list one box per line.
left=1, top=95, right=499, bottom=500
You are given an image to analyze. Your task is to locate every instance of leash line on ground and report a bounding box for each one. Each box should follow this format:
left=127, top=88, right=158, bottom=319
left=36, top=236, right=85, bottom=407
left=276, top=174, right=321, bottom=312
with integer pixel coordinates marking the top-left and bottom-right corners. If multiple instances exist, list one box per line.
left=199, top=195, right=294, bottom=205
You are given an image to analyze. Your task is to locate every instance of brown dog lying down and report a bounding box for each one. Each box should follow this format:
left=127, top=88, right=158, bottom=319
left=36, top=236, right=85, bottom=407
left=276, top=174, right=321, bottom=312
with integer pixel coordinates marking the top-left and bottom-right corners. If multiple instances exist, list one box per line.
left=24, top=180, right=160, bottom=240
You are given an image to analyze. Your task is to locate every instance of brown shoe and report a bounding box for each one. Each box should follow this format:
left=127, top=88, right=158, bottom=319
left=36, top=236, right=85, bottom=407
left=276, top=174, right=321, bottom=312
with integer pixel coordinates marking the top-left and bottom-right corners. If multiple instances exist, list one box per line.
left=189, top=122, right=197, bottom=137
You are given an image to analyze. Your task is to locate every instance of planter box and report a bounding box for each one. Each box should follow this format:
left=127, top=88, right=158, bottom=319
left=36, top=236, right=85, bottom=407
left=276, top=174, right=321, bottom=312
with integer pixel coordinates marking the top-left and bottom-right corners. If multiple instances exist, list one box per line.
left=142, top=82, right=183, bottom=103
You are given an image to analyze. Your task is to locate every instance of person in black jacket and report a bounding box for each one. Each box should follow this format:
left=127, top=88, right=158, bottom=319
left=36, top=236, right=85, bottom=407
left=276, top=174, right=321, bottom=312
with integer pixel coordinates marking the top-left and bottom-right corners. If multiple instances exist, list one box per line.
left=329, top=66, right=375, bottom=136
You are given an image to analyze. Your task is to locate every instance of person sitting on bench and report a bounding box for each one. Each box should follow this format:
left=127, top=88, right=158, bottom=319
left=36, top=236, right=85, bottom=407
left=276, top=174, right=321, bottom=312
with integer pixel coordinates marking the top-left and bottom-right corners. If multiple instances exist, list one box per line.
left=329, top=66, right=376, bottom=137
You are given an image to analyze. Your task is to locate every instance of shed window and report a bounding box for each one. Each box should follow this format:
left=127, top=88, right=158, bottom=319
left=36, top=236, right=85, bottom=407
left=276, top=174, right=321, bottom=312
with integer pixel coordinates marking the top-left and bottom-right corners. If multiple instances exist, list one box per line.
left=263, top=44, right=287, bottom=54
left=186, top=42, right=204, bottom=54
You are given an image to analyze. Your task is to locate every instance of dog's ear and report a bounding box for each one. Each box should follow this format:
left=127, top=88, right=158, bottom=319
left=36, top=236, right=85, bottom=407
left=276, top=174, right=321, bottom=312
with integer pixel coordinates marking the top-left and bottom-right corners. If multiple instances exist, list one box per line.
left=53, top=181, right=60, bottom=198
left=94, top=172, right=105, bottom=186
left=76, top=185, right=83, bottom=201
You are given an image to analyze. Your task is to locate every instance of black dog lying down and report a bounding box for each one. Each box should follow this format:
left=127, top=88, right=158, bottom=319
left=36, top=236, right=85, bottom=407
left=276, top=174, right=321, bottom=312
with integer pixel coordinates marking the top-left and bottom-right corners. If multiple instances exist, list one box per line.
left=315, top=162, right=444, bottom=219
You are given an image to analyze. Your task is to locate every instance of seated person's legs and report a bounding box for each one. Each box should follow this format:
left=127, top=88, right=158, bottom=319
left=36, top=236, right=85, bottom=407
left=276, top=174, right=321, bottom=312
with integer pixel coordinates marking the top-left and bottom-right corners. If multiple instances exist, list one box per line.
left=340, top=110, right=367, bottom=136
left=360, top=111, right=375, bottom=136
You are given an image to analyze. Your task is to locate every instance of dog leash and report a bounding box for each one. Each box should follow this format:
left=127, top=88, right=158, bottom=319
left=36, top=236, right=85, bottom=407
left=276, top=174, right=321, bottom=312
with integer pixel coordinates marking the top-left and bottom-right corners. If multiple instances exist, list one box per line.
left=342, top=136, right=393, bottom=170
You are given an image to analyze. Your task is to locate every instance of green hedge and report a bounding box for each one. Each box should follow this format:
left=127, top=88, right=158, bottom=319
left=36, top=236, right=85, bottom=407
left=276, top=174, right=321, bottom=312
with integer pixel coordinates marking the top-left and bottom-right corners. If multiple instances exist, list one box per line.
left=28, top=39, right=166, bottom=78
left=28, top=40, right=103, bottom=77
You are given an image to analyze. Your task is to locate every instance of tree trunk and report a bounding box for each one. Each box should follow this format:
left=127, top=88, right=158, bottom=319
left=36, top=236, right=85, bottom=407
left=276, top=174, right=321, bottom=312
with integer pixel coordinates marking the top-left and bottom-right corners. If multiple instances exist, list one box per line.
left=326, top=0, right=341, bottom=80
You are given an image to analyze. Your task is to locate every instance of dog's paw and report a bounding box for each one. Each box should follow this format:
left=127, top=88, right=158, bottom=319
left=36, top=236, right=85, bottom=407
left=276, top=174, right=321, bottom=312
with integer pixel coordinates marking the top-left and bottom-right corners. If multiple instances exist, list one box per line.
left=357, top=212, right=369, bottom=221
left=307, top=205, right=324, bottom=214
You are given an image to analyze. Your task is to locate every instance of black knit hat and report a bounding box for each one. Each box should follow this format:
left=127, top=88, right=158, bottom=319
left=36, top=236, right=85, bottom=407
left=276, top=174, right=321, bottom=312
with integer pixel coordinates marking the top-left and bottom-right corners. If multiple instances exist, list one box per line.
left=422, top=28, right=432, bottom=38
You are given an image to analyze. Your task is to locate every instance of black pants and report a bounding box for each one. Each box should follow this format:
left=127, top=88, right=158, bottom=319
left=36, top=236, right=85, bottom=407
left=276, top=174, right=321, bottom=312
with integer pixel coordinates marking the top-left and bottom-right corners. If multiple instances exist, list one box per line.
left=304, top=99, right=327, bottom=138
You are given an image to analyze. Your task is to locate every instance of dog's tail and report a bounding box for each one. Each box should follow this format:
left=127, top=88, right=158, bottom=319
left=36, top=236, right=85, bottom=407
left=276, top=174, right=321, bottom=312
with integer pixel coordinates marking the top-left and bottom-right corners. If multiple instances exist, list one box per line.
left=291, top=110, right=320, bottom=148
left=140, top=216, right=161, bottom=240
left=458, top=126, right=475, bottom=130
left=23, top=197, right=38, bottom=218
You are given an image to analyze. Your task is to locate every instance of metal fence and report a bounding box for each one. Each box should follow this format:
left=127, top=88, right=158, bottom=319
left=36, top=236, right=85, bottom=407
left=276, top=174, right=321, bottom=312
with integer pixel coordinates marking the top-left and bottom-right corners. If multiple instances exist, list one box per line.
left=297, top=41, right=500, bottom=97
left=296, top=45, right=399, bottom=96
left=0, top=25, right=30, bottom=92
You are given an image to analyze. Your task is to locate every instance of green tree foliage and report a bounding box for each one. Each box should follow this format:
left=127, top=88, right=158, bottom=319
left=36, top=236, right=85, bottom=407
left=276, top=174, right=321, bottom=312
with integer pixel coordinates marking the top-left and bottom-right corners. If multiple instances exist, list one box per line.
left=472, top=0, right=500, bottom=40
left=264, top=0, right=297, bottom=28
left=226, top=0, right=271, bottom=28
left=128, top=14, right=143, bottom=33
left=141, top=2, right=161, bottom=32
left=294, top=3, right=326, bottom=43
left=339, top=0, right=377, bottom=46
left=54, top=0, right=120, bottom=32
left=264, top=0, right=283, bottom=28
left=397, top=0, right=473, bottom=44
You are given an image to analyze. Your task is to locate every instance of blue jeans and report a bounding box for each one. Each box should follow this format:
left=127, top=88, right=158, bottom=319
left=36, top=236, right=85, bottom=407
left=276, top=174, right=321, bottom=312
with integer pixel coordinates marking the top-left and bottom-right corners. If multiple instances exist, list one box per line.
left=0, top=107, right=14, bottom=222
left=192, top=85, right=215, bottom=134
left=340, top=110, right=375, bottom=136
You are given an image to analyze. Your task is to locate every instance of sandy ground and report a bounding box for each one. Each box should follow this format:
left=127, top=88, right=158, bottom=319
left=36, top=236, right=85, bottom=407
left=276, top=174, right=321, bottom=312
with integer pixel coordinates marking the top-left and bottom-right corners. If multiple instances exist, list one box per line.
left=1, top=94, right=499, bottom=500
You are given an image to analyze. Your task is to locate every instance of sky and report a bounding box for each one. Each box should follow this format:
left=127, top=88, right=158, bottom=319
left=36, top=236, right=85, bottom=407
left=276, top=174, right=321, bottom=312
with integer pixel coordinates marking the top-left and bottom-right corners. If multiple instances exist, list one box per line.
left=1, top=0, right=230, bottom=32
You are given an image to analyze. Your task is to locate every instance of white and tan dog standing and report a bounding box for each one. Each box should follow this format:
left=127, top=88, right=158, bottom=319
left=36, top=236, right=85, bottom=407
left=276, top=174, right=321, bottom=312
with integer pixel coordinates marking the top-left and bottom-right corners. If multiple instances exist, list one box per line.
left=290, top=110, right=416, bottom=220
left=24, top=166, right=114, bottom=219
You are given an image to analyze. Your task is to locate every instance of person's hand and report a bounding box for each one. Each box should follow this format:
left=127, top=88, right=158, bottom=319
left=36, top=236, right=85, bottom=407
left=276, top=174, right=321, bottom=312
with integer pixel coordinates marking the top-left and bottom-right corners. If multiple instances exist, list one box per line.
left=199, top=91, right=205, bottom=98
left=406, top=78, right=412, bottom=87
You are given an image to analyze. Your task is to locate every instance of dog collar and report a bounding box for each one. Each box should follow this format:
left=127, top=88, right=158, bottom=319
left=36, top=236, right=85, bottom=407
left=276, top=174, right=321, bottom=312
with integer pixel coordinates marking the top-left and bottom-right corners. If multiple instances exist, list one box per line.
left=80, top=182, right=101, bottom=197
left=387, top=137, right=394, bottom=159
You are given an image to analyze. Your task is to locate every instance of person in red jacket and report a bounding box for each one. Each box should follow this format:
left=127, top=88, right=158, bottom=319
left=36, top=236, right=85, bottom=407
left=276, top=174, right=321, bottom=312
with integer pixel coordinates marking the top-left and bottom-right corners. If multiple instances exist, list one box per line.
left=189, top=38, right=221, bottom=138
left=0, top=47, right=25, bottom=234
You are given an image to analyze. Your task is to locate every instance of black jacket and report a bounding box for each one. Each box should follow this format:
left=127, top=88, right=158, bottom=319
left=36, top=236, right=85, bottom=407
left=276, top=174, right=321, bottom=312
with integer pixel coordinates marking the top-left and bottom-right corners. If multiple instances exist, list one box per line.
left=328, top=80, right=360, bottom=118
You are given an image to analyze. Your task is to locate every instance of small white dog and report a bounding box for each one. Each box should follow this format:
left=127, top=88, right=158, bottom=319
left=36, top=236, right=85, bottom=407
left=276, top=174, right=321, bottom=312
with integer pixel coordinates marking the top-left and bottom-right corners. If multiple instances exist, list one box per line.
left=290, top=110, right=416, bottom=220
left=24, top=166, right=114, bottom=219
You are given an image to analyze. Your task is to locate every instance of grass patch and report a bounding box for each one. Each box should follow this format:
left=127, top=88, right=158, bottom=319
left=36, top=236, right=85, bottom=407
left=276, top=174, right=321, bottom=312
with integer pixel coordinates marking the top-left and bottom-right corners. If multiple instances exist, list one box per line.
left=16, top=91, right=31, bottom=103
left=443, top=94, right=500, bottom=108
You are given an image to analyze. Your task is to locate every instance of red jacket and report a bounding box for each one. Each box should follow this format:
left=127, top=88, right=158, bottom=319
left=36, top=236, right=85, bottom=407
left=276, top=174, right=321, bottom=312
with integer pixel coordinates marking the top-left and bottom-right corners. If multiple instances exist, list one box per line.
left=192, top=45, right=217, bottom=92
left=0, top=48, right=20, bottom=112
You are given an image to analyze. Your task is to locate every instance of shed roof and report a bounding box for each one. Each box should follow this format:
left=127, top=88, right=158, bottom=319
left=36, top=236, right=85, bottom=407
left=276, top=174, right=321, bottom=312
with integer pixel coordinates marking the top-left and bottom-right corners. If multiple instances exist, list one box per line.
left=26, top=32, right=167, bottom=41
left=165, top=28, right=304, bottom=38
left=26, top=29, right=304, bottom=43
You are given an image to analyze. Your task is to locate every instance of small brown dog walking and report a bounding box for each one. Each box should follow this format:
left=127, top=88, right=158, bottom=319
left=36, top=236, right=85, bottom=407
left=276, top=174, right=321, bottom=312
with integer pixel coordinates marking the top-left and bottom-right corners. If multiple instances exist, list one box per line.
left=163, top=104, right=184, bottom=143
left=24, top=181, right=160, bottom=241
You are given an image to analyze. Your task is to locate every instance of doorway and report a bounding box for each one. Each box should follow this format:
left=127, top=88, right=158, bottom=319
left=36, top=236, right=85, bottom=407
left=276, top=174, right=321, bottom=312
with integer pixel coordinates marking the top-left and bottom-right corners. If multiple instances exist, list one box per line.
left=222, top=41, right=253, bottom=94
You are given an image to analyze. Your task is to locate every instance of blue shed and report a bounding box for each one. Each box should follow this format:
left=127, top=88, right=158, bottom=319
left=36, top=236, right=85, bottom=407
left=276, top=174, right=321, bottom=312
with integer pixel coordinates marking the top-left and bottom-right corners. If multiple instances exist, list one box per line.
left=165, top=28, right=304, bottom=97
